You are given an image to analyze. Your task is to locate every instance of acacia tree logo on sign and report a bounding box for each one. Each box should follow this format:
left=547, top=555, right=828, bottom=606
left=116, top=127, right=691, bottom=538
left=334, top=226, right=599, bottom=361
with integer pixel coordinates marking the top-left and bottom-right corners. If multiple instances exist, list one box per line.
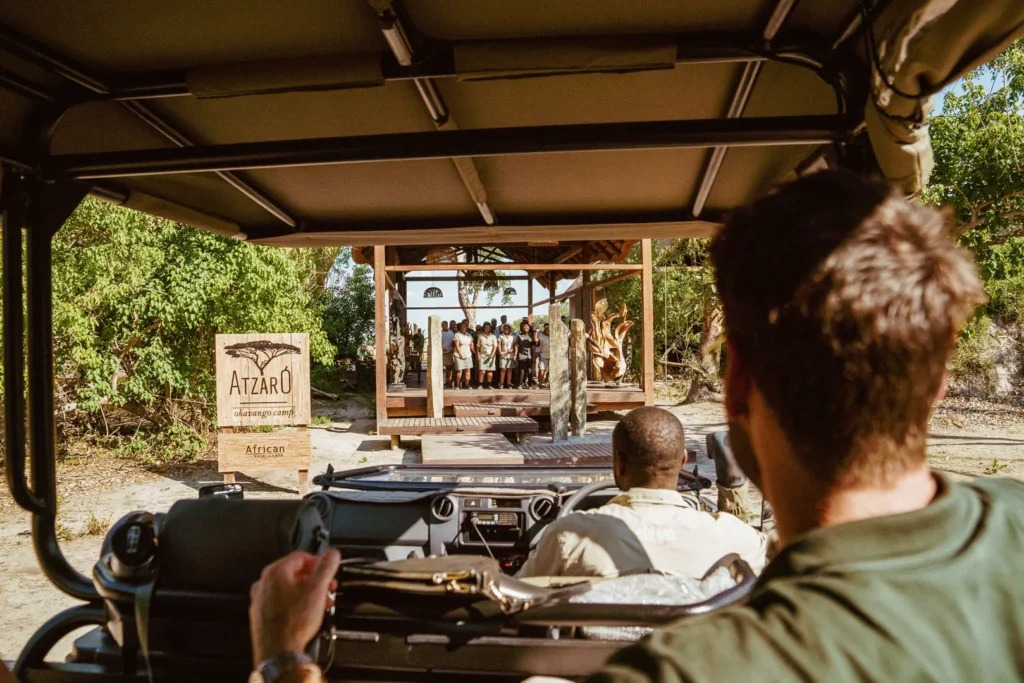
left=217, top=334, right=310, bottom=427
left=225, top=340, right=301, bottom=373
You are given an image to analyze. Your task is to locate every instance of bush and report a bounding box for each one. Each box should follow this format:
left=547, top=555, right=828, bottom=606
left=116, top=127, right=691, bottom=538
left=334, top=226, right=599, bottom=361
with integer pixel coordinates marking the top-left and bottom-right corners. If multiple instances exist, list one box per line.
left=948, top=316, right=998, bottom=395
left=115, top=421, right=206, bottom=467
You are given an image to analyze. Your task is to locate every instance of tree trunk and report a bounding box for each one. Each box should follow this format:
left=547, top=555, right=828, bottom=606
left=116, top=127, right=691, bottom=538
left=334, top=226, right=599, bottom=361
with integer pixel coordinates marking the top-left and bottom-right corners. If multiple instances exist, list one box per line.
left=685, top=305, right=724, bottom=403
left=457, top=273, right=480, bottom=328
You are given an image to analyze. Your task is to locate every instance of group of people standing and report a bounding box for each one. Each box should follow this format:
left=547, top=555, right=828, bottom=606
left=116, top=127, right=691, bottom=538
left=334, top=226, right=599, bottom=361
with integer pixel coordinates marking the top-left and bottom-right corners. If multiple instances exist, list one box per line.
left=439, top=315, right=554, bottom=390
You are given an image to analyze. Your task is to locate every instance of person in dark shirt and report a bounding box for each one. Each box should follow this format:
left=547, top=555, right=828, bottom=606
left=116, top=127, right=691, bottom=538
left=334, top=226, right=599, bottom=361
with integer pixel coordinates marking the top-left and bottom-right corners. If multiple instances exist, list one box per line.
left=248, top=171, right=1024, bottom=683
left=513, top=321, right=535, bottom=389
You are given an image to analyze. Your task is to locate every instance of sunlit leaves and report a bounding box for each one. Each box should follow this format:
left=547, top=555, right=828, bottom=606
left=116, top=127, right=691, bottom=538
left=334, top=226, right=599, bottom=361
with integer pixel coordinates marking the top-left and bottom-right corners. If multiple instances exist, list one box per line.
left=41, top=199, right=336, bottom=412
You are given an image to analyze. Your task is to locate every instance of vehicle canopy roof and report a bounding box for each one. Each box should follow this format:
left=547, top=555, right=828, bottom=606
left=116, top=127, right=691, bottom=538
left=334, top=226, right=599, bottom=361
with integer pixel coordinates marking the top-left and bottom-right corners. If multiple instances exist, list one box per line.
left=1, top=0, right=1022, bottom=250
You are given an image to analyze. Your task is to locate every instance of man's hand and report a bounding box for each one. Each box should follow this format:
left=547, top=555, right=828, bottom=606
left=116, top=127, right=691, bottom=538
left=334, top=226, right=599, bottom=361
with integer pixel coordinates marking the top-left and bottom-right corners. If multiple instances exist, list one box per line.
left=249, top=549, right=341, bottom=666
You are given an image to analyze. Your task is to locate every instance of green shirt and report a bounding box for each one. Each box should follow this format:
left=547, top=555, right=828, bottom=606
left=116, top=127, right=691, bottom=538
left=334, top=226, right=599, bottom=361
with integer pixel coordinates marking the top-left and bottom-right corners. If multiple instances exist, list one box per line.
left=589, top=476, right=1024, bottom=682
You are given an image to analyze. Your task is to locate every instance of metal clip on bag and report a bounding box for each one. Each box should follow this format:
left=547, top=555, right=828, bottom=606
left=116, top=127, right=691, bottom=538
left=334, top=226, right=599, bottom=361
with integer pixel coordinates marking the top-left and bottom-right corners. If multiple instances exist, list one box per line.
left=339, top=556, right=588, bottom=615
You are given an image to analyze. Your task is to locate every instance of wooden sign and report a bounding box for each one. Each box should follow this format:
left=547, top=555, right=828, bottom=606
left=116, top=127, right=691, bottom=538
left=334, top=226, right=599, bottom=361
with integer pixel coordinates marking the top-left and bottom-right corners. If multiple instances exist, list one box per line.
left=216, top=333, right=310, bottom=428
left=217, top=430, right=311, bottom=473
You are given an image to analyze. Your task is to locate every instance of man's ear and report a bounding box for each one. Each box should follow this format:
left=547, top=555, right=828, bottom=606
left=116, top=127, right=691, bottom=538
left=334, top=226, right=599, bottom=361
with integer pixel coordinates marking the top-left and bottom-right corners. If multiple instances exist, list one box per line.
left=612, top=448, right=627, bottom=487
left=723, top=339, right=751, bottom=421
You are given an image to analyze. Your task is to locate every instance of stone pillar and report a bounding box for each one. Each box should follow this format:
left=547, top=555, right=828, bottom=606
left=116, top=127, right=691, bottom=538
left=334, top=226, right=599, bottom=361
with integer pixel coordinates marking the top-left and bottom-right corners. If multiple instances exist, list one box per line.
left=426, top=315, right=443, bottom=418
left=570, top=318, right=587, bottom=437
left=548, top=306, right=569, bottom=442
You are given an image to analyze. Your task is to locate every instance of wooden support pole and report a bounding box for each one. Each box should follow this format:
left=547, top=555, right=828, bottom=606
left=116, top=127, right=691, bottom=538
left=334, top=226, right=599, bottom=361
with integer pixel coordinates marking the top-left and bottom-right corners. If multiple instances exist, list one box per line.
left=374, top=245, right=388, bottom=430
left=426, top=315, right=444, bottom=418
left=549, top=306, right=570, bottom=442
left=581, top=270, right=592, bottom=332
left=641, top=239, right=654, bottom=406
left=527, top=280, right=534, bottom=324
left=570, top=319, right=587, bottom=437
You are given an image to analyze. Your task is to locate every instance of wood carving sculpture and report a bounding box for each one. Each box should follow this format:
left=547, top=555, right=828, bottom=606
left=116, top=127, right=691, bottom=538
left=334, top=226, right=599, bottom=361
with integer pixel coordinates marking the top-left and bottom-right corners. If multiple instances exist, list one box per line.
left=388, top=316, right=406, bottom=389
left=587, top=298, right=633, bottom=384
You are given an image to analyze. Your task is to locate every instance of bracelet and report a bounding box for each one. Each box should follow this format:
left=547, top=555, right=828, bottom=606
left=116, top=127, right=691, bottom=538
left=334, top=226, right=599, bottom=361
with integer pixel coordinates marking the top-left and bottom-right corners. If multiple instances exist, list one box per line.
left=249, top=651, right=323, bottom=683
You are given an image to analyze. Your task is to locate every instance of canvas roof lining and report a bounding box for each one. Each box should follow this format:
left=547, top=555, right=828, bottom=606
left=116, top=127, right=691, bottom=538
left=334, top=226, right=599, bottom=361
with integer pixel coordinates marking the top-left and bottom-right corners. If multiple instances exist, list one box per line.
left=2, top=0, right=1021, bottom=248
left=0, top=0, right=850, bottom=239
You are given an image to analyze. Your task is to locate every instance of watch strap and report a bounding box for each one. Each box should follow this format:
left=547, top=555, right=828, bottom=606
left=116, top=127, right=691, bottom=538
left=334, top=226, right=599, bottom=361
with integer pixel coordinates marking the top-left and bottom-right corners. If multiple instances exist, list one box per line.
left=251, top=651, right=321, bottom=683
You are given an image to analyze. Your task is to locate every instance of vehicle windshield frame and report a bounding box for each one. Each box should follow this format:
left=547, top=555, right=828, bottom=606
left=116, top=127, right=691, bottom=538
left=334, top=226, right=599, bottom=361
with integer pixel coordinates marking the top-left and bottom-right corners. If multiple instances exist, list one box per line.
left=313, top=464, right=708, bottom=492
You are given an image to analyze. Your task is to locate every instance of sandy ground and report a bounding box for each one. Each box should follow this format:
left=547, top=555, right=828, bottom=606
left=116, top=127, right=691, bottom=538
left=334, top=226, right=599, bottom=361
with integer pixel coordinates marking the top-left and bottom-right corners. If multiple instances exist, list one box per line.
left=1, top=397, right=1021, bottom=662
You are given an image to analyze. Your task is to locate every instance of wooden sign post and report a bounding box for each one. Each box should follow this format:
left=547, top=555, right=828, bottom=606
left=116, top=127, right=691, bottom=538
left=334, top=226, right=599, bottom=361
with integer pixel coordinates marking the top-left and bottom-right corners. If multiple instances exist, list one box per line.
left=216, top=333, right=312, bottom=495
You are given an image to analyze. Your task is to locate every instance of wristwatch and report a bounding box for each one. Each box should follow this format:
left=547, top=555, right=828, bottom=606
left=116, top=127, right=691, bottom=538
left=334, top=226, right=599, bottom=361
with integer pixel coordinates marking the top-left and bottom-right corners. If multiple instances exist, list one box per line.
left=249, top=652, right=323, bottom=683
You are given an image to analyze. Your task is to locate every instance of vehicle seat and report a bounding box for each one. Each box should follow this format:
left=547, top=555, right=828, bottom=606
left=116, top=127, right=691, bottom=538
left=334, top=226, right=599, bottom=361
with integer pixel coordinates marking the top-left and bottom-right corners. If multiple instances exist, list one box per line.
left=567, top=561, right=748, bottom=641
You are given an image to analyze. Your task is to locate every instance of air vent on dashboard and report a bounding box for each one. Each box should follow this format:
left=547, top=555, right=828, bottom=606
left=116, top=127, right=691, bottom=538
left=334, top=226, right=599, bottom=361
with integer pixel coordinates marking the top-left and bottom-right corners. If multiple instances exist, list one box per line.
left=431, top=495, right=456, bottom=521
left=529, top=495, right=557, bottom=521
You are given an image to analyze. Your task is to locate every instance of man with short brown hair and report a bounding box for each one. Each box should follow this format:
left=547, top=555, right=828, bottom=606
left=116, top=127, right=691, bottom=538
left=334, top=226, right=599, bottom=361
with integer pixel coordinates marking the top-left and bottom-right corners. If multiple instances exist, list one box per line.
left=586, top=171, right=1024, bottom=682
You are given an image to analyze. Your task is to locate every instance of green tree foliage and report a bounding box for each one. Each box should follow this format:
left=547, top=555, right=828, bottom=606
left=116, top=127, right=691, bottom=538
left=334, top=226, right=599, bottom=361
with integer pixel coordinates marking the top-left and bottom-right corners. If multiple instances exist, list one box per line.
left=596, top=239, right=719, bottom=399
left=321, top=248, right=375, bottom=360
left=2, top=199, right=338, bottom=460
left=925, top=38, right=1024, bottom=322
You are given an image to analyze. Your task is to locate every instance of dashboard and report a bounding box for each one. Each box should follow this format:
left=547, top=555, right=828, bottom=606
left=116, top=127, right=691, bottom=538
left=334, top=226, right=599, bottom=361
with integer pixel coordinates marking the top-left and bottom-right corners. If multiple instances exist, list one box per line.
left=306, top=488, right=564, bottom=574
left=307, top=464, right=709, bottom=574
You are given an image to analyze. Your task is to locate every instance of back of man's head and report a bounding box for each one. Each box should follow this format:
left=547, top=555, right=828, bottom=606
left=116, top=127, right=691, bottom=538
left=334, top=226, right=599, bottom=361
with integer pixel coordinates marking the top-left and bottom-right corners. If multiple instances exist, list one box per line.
left=612, top=407, right=686, bottom=489
left=711, top=170, right=984, bottom=487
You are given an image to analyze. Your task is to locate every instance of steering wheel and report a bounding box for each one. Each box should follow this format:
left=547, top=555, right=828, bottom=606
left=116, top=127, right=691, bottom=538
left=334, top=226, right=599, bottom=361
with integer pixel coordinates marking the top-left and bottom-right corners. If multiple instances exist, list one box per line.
left=557, top=472, right=709, bottom=520
left=556, top=480, right=620, bottom=519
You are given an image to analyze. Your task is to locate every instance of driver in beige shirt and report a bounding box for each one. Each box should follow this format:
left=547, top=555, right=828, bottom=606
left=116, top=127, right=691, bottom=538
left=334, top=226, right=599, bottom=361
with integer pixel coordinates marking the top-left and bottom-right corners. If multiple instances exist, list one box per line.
left=518, top=407, right=766, bottom=579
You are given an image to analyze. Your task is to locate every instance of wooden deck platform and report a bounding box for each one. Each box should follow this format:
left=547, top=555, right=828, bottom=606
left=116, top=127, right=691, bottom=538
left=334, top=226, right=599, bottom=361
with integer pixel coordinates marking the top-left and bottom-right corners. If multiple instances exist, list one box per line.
left=517, top=442, right=699, bottom=467
left=378, top=416, right=538, bottom=448
left=421, top=433, right=525, bottom=465
left=517, top=441, right=613, bottom=465
left=453, top=401, right=597, bottom=418
left=386, top=383, right=644, bottom=417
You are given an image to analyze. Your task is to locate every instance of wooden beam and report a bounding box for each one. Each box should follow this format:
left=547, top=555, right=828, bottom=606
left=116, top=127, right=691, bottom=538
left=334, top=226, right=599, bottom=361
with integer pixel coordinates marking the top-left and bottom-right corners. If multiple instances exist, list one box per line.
left=385, top=263, right=644, bottom=272
left=533, top=287, right=582, bottom=308
left=252, top=220, right=723, bottom=248
left=426, top=316, right=443, bottom=418
left=405, top=304, right=533, bottom=310
left=403, top=275, right=534, bottom=282
left=553, top=246, right=584, bottom=264
left=527, top=281, right=534, bottom=323
left=374, top=245, right=388, bottom=429
left=591, top=270, right=643, bottom=289
left=641, top=239, right=654, bottom=406
left=385, top=273, right=406, bottom=306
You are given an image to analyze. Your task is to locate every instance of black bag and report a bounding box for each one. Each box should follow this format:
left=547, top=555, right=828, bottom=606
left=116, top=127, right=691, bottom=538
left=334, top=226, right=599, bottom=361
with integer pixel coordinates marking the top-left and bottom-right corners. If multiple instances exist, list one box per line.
left=158, top=498, right=327, bottom=593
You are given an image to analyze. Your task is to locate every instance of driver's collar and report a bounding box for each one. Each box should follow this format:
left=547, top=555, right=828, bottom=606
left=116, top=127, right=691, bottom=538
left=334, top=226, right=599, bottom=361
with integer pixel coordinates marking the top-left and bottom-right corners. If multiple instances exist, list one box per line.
left=608, top=487, right=686, bottom=508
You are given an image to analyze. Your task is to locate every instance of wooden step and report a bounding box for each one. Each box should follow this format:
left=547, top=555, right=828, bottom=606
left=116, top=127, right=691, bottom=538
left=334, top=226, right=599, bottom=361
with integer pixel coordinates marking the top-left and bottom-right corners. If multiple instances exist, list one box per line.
left=380, top=416, right=538, bottom=449
left=453, top=401, right=597, bottom=417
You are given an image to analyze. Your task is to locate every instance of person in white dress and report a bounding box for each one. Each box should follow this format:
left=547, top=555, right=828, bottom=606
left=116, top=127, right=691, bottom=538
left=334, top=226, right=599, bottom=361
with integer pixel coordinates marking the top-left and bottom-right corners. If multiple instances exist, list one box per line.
left=475, top=322, right=498, bottom=389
